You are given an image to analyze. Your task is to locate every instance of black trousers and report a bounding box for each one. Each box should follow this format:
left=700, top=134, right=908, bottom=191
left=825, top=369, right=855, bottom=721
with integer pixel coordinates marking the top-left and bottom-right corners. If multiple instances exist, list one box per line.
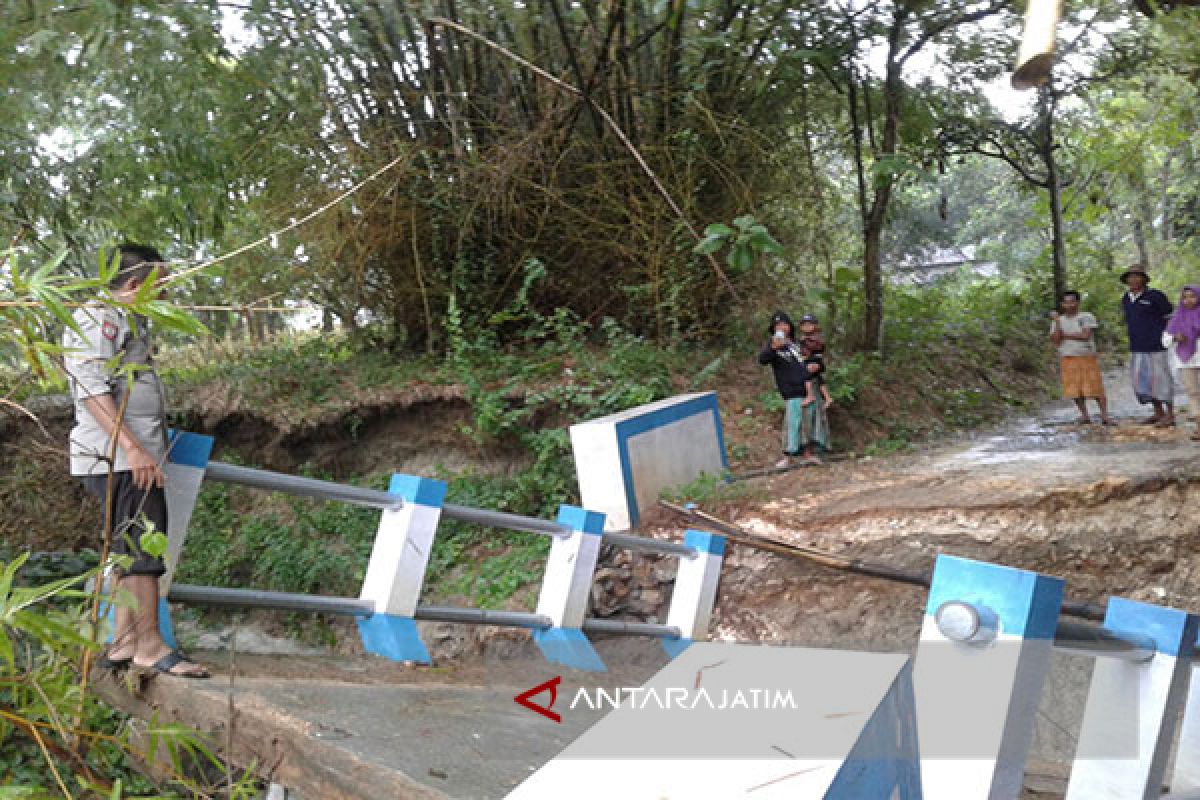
left=80, top=472, right=168, bottom=577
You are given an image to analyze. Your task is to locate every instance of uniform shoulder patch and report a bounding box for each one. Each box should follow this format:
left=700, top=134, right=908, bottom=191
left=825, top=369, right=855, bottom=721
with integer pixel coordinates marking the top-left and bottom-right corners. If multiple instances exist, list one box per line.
left=101, top=320, right=119, bottom=341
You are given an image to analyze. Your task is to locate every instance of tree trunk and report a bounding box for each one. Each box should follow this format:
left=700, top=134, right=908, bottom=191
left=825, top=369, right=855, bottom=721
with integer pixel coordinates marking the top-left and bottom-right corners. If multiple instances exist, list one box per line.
left=1046, top=148, right=1067, bottom=301
left=861, top=202, right=888, bottom=353
left=1132, top=217, right=1151, bottom=270
left=859, top=50, right=904, bottom=355
left=1039, top=89, right=1067, bottom=302
left=799, top=81, right=837, bottom=335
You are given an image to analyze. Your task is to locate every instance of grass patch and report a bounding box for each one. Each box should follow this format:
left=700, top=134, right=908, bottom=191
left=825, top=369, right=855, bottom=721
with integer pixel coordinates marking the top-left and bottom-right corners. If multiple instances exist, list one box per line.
left=660, top=471, right=764, bottom=507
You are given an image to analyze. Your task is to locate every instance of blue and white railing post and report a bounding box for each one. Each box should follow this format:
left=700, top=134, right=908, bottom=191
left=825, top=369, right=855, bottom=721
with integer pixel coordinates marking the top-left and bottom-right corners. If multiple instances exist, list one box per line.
left=913, top=554, right=1064, bottom=800
left=532, top=505, right=606, bottom=672
left=356, top=474, right=448, bottom=664
left=125, top=429, right=212, bottom=649
left=662, top=530, right=726, bottom=658
left=1065, top=598, right=1199, bottom=800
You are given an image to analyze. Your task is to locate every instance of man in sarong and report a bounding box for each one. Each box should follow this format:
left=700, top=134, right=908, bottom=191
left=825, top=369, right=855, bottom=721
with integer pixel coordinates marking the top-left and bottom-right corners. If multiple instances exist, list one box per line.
left=1120, top=265, right=1175, bottom=427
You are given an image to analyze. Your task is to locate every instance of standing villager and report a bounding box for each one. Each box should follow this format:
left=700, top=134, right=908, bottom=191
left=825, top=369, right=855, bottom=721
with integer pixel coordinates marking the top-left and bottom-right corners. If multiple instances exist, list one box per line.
left=1120, top=265, right=1175, bottom=427
left=759, top=311, right=828, bottom=469
left=63, top=244, right=209, bottom=678
left=1164, top=285, right=1200, bottom=442
left=1050, top=290, right=1111, bottom=425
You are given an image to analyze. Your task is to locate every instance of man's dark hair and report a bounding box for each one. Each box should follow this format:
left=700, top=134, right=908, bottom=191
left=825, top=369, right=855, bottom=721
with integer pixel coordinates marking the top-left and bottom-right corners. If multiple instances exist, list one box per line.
left=1060, top=290, right=1081, bottom=302
left=109, top=244, right=166, bottom=289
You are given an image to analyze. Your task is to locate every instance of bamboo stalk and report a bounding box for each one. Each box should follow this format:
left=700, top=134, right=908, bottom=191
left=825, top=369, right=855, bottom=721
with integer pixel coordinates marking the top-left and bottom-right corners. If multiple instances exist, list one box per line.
left=429, top=16, right=742, bottom=303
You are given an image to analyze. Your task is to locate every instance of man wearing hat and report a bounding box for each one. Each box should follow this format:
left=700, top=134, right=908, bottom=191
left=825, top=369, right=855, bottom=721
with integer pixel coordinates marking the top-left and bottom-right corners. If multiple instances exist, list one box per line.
left=1120, top=264, right=1175, bottom=426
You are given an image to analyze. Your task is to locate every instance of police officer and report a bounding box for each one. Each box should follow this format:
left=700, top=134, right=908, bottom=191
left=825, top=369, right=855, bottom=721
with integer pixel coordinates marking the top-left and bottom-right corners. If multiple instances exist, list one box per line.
left=64, top=244, right=208, bottom=678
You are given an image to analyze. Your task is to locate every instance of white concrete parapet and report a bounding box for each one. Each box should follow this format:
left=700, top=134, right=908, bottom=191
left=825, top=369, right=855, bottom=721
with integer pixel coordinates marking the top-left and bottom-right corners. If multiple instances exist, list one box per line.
left=569, top=392, right=727, bottom=531
left=1172, top=665, right=1200, bottom=793
left=508, top=642, right=921, bottom=799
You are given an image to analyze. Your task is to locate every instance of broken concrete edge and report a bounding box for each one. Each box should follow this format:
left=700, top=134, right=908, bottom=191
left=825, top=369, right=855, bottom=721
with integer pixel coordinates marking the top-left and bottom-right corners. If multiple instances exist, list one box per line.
left=91, top=669, right=450, bottom=800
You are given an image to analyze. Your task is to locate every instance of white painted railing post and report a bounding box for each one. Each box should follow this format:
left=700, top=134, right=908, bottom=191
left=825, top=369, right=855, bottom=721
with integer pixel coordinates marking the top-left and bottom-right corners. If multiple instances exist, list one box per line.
left=1171, top=657, right=1200, bottom=793
left=532, top=505, right=606, bottom=672
left=913, top=554, right=1064, bottom=800
left=356, top=474, right=447, bottom=664
left=662, top=529, right=726, bottom=658
left=1066, top=598, right=1199, bottom=800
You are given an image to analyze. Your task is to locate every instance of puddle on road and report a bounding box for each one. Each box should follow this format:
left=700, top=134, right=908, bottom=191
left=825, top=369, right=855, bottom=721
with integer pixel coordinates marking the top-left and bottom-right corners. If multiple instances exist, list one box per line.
left=942, top=422, right=1188, bottom=471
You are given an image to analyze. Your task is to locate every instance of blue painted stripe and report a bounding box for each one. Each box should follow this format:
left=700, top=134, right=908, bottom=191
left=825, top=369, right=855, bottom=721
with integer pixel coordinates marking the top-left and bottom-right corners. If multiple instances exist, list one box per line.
left=827, top=660, right=921, bottom=799
left=532, top=627, right=607, bottom=672
left=612, top=393, right=724, bottom=526
left=1104, top=597, right=1200, bottom=657
left=925, top=555, right=1064, bottom=640
left=357, top=614, right=431, bottom=663
left=660, top=636, right=692, bottom=659
left=167, top=430, right=214, bottom=468
left=684, top=529, right=725, bottom=556
left=388, top=473, right=447, bottom=507
left=709, top=403, right=731, bottom=472
left=556, top=505, right=605, bottom=535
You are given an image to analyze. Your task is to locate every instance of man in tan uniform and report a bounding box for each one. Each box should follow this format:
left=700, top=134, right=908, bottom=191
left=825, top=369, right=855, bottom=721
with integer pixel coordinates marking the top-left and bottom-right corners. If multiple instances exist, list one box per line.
left=64, top=244, right=208, bottom=678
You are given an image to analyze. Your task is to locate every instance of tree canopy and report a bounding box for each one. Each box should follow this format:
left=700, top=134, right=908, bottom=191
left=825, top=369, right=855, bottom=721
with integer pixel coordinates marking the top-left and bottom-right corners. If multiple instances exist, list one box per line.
left=3, top=0, right=1200, bottom=357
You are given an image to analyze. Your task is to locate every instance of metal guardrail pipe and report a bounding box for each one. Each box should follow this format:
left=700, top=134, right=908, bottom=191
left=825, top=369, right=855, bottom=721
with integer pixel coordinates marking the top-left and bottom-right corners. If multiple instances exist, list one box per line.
left=167, top=587, right=686, bottom=643
left=168, top=584, right=374, bottom=616
left=583, top=618, right=683, bottom=639
left=602, top=531, right=697, bottom=559
left=1054, top=619, right=1157, bottom=663
left=204, top=461, right=404, bottom=511
left=441, top=502, right=570, bottom=538
left=413, top=605, right=553, bottom=629
left=935, top=601, right=1157, bottom=663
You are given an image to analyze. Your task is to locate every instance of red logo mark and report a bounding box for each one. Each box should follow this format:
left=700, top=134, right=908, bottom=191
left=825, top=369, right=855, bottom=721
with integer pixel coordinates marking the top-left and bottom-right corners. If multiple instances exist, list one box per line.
left=101, top=321, right=118, bottom=342
left=514, top=676, right=562, bottom=723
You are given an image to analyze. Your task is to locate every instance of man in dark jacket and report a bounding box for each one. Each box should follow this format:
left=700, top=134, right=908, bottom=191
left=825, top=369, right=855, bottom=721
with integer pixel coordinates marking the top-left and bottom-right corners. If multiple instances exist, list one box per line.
left=1121, top=264, right=1175, bottom=426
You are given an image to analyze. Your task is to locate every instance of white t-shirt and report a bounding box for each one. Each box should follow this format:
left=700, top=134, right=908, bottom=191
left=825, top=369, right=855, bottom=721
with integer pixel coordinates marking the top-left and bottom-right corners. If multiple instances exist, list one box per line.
left=1051, top=312, right=1098, bottom=357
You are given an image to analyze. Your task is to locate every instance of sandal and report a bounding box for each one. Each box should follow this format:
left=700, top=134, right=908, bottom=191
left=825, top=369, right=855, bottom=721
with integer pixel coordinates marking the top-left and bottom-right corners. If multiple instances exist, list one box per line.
left=1155, top=417, right=1176, bottom=429
left=97, top=653, right=132, bottom=671
left=135, top=651, right=210, bottom=679
left=1140, top=416, right=1161, bottom=425
left=1191, top=432, right=1200, bottom=442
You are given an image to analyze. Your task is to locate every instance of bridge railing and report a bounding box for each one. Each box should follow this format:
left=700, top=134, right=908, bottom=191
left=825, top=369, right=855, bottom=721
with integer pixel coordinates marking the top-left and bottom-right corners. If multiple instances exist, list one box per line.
left=156, top=431, right=724, bottom=672
left=913, top=553, right=1200, bottom=800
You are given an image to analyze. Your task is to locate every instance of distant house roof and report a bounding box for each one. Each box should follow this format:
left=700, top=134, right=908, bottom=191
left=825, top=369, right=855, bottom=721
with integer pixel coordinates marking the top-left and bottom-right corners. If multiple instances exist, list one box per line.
left=887, top=245, right=999, bottom=286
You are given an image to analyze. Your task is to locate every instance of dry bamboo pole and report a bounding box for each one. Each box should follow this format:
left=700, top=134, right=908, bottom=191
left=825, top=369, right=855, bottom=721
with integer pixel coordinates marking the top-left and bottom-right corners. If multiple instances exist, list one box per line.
left=659, top=500, right=1106, bottom=621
